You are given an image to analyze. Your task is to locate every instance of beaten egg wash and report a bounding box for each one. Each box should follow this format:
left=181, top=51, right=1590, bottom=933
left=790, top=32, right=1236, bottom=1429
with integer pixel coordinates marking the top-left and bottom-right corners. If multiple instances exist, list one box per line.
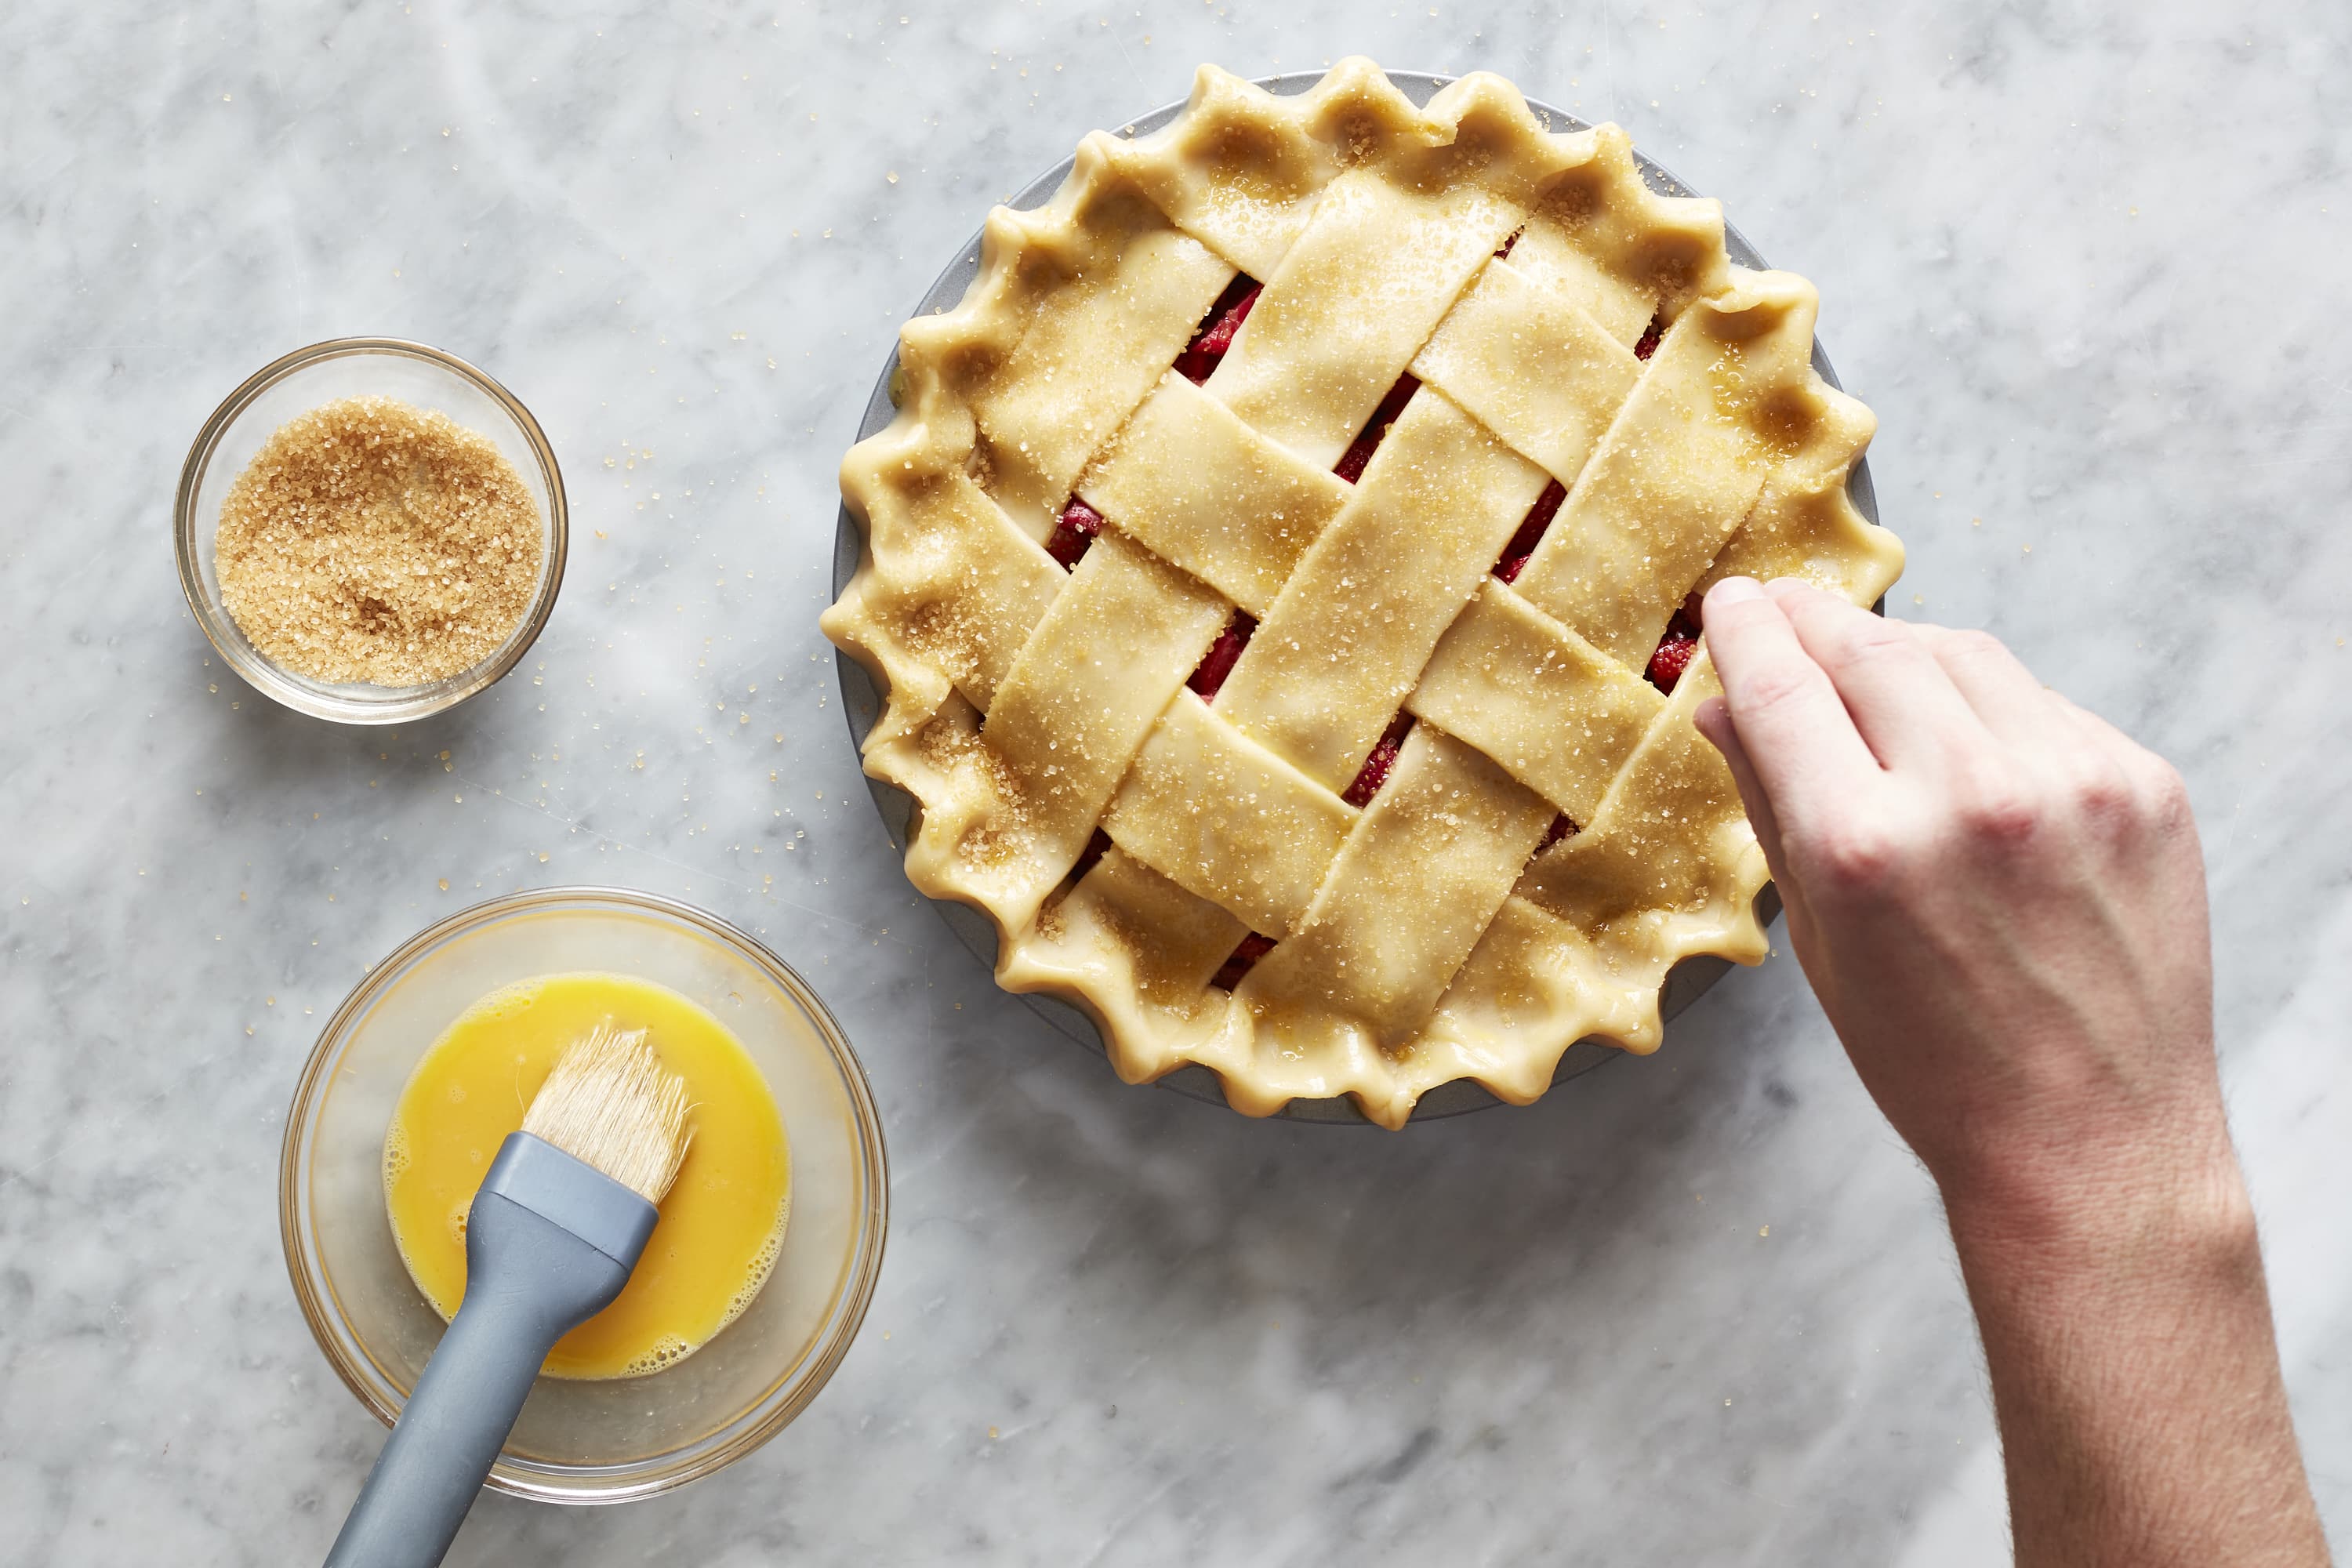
left=384, top=973, right=789, bottom=1380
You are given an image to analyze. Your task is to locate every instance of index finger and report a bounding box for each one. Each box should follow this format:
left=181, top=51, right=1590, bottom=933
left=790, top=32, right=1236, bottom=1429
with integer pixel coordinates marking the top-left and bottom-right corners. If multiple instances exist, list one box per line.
left=1699, top=577, right=1883, bottom=823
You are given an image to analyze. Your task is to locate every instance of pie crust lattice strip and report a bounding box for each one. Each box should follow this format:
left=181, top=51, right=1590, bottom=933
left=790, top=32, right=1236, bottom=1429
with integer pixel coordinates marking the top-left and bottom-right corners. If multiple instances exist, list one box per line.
left=826, top=60, right=1904, bottom=1128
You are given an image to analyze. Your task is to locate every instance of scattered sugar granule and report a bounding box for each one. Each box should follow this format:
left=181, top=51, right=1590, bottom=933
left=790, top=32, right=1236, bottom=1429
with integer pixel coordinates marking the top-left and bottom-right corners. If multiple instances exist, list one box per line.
left=215, top=395, right=543, bottom=686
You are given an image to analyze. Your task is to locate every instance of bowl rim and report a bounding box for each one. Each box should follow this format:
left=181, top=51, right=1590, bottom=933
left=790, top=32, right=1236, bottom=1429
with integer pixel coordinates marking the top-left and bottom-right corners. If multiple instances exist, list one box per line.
left=175, top=336, right=570, bottom=727
left=279, top=884, right=891, bottom=1504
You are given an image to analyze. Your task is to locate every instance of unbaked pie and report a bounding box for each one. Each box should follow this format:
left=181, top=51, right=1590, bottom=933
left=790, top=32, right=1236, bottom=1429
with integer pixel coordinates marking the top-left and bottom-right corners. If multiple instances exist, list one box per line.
left=825, top=60, right=1903, bottom=1127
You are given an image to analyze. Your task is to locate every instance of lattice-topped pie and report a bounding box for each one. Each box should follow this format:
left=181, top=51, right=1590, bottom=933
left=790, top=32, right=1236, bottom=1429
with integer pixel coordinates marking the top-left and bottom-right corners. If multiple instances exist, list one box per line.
left=826, top=60, right=1903, bottom=1127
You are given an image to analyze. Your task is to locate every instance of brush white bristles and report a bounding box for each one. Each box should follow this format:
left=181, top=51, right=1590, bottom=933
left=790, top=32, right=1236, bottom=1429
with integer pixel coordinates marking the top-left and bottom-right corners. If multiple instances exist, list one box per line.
left=521, top=1025, right=693, bottom=1205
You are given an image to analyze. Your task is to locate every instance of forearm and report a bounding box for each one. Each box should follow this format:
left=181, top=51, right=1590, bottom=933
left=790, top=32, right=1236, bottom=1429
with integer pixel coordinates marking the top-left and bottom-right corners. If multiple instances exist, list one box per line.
left=1943, top=1144, right=2329, bottom=1567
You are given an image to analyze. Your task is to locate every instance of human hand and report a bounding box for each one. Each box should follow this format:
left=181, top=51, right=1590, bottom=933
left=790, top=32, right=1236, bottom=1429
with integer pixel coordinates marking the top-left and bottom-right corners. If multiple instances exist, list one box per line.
left=1693, top=575, right=2328, bottom=1567
left=1692, top=576, right=2223, bottom=1221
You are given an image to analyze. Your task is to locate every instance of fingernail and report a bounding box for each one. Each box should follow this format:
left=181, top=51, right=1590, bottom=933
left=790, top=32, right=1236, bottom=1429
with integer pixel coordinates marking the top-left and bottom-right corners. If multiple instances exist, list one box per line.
left=1708, top=576, right=1764, bottom=605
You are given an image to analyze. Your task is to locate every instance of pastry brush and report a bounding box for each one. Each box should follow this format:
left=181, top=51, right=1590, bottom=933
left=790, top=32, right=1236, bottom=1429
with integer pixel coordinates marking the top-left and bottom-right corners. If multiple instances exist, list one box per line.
left=325, top=1025, right=692, bottom=1568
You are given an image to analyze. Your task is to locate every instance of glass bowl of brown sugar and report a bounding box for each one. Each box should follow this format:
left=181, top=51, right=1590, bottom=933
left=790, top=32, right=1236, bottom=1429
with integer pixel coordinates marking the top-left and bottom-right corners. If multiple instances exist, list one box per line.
left=175, top=338, right=568, bottom=725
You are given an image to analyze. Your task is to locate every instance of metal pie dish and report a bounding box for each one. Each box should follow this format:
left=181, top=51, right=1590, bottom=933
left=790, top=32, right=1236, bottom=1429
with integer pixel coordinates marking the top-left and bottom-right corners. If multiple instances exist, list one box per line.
left=832, top=67, right=1874, bottom=1124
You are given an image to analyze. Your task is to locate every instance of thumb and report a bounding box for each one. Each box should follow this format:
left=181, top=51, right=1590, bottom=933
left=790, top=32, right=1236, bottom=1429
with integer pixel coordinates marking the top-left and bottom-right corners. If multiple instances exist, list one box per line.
left=1695, top=691, right=1789, bottom=886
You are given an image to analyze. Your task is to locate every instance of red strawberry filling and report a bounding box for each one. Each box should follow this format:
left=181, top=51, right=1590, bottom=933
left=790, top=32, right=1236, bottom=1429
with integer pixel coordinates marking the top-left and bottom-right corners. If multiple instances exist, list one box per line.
left=1633, top=314, right=1664, bottom=361
left=1173, top=276, right=1262, bottom=383
left=1188, top=612, right=1256, bottom=700
left=1211, top=931, right=1277, bottom=991
left=1537, top=813, right=1577, bottom=852
left=1493, top=479, right=1567, bottom=584
left=1071, top=827, right=1113, bottom=885
left=1046, top=496, right=1105, bottom=569
left=1646, top=601, right=1703, bottom=692
left=1334, top=374, right=1420, bottom=484
left=1343, top=713, right=1414, bottom=808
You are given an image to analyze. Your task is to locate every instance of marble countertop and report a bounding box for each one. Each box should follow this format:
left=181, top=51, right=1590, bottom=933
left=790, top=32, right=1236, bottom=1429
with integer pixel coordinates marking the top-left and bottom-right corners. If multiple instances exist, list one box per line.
left=5, top=2, right=2347, bottom=1562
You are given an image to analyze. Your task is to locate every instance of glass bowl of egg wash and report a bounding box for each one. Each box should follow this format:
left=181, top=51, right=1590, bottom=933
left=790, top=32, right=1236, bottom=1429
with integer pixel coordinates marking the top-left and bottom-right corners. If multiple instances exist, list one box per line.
left=175, top=338, right=567, bottom=724
left=282, top=889, right=888, bottom=1503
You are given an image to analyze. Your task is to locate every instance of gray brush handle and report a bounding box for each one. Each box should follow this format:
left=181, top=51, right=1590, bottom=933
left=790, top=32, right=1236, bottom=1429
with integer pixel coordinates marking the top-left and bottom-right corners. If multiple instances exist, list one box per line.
left=325, top=1134, right=659, bottom=1568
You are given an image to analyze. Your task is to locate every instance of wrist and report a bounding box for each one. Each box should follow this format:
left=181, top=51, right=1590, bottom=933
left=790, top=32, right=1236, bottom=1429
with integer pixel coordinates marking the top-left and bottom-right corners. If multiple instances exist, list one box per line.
left=1937, top=1127, right=2258, bottom=1291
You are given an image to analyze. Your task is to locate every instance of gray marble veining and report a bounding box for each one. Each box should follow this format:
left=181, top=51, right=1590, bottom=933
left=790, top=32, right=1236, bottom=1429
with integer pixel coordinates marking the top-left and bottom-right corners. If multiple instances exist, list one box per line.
left=2, top=2, right=2347, bottom=1563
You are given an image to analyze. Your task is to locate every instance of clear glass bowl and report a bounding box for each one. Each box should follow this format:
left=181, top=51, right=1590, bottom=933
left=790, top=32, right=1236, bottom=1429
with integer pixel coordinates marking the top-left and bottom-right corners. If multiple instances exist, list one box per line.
left=175, top=338, right=568, bottom=725
left=281, top=888, right=889, bottom=1504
